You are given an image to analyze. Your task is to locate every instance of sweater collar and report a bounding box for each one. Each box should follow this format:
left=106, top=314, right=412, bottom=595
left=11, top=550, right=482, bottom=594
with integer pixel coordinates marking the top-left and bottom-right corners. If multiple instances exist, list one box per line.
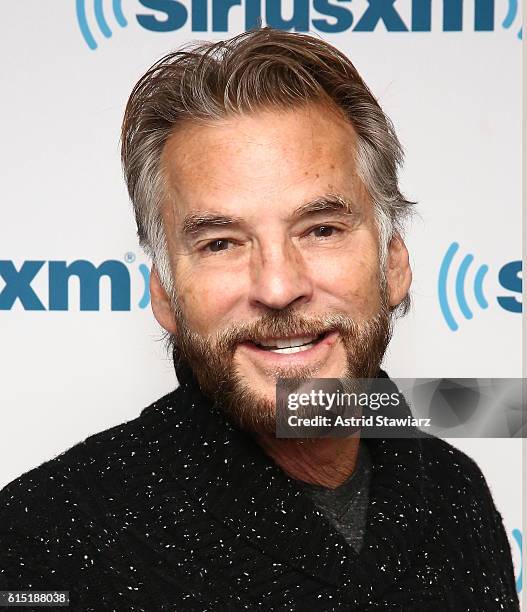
left=147, top=358, right=427, bottom=603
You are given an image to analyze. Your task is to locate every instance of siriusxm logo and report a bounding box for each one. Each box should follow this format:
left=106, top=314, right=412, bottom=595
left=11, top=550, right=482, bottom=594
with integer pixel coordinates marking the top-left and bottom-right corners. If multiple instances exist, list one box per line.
left=438, top=242, right=521, bottom=331
left=0, top=254, right=150, bottom=311
left=76, top=0, right=522, bottom=50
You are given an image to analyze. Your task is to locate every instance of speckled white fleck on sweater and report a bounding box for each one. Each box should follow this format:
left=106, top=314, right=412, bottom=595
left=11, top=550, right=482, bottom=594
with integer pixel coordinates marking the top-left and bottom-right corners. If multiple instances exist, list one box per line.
left=0, top=368, right=519, bottom=611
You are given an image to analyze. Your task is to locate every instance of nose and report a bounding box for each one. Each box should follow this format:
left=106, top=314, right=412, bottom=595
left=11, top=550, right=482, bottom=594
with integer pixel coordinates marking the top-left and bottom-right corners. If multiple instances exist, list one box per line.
left=248, top=239, right=314, bottom=311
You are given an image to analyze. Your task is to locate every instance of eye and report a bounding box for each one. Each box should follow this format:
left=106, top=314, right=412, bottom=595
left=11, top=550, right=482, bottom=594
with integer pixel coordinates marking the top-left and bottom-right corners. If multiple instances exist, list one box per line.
left=311, top=225, right=339, bottom=238
left=206, top=239, right=231, bottom=252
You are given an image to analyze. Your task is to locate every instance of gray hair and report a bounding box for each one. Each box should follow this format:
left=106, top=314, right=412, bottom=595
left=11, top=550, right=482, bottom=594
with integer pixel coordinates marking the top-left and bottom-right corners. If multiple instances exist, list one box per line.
left=121, top=27, right=414, bottom=315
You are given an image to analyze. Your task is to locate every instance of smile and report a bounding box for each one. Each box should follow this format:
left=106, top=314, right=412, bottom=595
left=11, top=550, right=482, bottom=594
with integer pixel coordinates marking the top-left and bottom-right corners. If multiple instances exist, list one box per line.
left=253, top=333, right=327, bottom=354
left=237, top=330, right=338, bottom=364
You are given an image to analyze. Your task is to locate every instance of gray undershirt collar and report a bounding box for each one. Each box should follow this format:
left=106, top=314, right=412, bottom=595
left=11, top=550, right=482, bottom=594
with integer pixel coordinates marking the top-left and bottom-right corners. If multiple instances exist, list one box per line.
left=295, top=442, right=371, bottom=553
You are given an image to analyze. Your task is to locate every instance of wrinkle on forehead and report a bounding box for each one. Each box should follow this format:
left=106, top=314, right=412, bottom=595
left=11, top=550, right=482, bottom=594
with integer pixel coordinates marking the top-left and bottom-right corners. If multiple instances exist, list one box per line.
left=159, top=102, right=368, bottom=235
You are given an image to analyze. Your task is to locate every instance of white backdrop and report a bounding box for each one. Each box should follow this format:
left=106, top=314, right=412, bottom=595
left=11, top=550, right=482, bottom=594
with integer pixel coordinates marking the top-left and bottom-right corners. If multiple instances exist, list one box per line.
left=0, top=0, right=523, bottom=598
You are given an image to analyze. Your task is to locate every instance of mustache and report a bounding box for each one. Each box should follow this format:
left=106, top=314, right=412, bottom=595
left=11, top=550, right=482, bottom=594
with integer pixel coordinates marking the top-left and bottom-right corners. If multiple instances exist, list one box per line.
left=197, top=310, right=384, bottom=353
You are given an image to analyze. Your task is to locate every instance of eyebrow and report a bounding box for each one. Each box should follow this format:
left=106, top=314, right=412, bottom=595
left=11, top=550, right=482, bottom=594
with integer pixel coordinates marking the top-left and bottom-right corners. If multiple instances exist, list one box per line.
left=181, top=212, right=245, bottom=236
left=180, top=195, right=358, bottom=238
left=290, top=195, right=358, bottom=220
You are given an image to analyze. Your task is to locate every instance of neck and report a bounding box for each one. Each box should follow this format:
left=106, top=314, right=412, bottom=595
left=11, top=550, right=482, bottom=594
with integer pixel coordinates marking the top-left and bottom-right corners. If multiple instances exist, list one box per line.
left=254, top=433, right=361, bottom=489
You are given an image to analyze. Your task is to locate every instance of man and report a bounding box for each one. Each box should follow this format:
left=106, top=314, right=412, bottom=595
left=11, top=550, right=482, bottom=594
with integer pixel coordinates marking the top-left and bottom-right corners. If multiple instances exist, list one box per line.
left=0, top=28, right=518, bottom=611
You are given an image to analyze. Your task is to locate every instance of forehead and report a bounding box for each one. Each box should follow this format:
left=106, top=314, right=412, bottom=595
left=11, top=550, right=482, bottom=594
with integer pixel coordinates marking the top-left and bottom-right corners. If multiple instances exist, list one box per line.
left=160, top=103, right=366, bottom=220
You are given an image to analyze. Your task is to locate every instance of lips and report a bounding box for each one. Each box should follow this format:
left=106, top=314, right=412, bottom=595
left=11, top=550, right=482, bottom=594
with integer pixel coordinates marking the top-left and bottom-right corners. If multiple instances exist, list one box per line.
left=247, top=331, right=329, bottom=354
left=237, top=330, right=339, bottom=368
left=238, top=330, right=337, bottom=357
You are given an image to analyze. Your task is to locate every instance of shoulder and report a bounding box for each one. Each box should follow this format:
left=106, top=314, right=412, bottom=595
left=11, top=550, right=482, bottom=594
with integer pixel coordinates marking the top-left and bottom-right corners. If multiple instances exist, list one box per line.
left=418, top=435, right=506, bottom=532
left=418, top=436, right=517, bottom=602
left=0, top=389, right=180, bottom=529
left=0, top=389, right=183, bottom=588
left=419, top=435, right=489, bottom=492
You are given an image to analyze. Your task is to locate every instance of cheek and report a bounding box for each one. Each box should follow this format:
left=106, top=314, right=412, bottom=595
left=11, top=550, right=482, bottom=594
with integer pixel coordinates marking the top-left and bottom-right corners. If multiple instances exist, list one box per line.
left=311, top=246, right=381, bottom=316
left=174, top=265, right=246, bottom=333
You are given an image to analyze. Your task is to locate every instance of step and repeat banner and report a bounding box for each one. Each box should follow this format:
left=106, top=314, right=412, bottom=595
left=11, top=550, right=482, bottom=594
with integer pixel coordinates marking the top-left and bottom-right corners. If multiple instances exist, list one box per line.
left=0, top=0, right=523, bottom=596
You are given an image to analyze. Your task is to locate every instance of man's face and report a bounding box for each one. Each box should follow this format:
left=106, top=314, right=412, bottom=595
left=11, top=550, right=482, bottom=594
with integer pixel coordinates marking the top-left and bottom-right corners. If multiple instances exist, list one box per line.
left=153, top=103, right=410, bottom=433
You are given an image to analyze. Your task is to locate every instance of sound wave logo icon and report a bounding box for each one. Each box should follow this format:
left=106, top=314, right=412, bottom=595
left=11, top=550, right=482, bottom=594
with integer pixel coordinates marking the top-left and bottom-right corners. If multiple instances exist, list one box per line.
left=76, top=0, right=128, bottom=50
left=503, top=0, right=522, bottom=39
left=438, top=242, right=489, bottom=331
left=512, top=528, right=522, bottom=593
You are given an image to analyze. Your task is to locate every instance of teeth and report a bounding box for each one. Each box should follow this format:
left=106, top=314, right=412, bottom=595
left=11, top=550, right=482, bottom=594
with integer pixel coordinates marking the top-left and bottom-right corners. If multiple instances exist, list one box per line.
left=269, top=342, right=315, bottom=354
left=259, top=336, right=317, bottom=349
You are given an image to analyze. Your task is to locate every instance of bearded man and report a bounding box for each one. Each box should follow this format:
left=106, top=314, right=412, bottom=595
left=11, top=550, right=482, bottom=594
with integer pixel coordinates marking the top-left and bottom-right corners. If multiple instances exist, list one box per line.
left=0, top=28, right=518, bottom=611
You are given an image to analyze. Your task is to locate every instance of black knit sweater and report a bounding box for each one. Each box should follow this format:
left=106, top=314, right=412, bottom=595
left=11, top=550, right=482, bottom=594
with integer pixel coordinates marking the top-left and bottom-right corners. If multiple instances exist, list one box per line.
left=0, top=368, right=519, bottom=611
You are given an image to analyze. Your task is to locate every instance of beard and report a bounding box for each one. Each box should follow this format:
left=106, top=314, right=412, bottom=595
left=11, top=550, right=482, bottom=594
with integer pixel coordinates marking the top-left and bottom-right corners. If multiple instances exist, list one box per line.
left=167, top=290, right=393, bottom=435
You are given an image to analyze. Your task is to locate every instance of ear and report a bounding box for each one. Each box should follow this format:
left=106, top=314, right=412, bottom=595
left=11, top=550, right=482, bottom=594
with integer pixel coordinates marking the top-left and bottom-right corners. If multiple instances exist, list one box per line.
left=386, top=234, right=412, bottom=308
left=150, top=265, right=177, bottom=334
